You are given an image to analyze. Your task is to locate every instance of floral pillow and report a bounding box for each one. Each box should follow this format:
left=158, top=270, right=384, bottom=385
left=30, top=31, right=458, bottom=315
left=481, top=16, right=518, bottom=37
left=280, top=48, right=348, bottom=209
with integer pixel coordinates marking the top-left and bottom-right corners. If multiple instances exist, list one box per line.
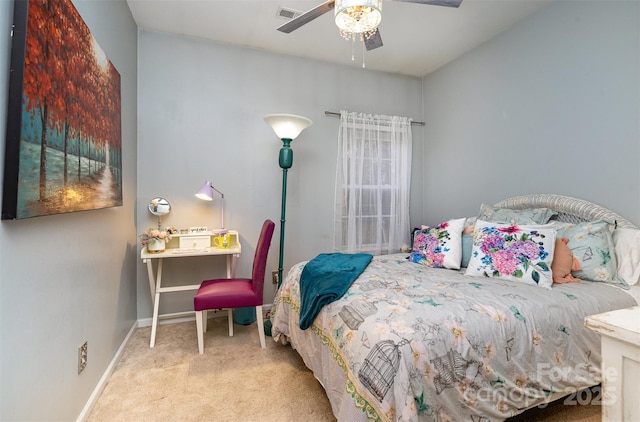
left=465, top=220, right=556, bottom=289
left=478, top=204, right=557, bottom=225
left=558, top=220, right=628, bottom=288
left=409, top=218, right=465, bottom=269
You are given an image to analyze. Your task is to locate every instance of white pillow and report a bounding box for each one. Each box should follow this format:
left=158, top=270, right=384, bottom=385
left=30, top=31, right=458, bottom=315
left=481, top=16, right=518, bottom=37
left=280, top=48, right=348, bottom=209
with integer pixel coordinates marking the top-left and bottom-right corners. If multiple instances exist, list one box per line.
left=612, top=228, right=640, bottom=286
left=465, top=220, right=556, bottom=289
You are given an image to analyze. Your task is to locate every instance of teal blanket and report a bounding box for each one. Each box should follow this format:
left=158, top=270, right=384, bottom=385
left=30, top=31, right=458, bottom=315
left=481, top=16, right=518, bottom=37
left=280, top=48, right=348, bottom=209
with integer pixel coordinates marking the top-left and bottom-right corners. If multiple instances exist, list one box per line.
left=299, top=253, right=373, bottom=330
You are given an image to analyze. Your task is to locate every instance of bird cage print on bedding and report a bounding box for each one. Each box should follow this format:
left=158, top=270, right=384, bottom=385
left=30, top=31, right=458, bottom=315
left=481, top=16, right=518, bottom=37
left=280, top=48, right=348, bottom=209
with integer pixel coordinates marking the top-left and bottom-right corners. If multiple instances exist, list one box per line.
left=338, top=300, right=378, bottom=330
left=358, top=339, right=409, bottom=402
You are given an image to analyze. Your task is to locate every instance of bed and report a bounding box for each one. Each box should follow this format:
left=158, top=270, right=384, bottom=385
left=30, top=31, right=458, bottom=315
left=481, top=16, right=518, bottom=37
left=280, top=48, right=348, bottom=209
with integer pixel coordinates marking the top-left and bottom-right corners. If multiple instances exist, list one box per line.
left=270, top=194, right=640, bottom=421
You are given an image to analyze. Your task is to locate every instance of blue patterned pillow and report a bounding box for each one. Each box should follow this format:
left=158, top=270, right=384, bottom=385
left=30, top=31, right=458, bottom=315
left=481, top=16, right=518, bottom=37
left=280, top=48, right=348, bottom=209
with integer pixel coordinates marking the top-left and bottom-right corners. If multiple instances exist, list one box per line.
left=478, top=204, right=557, bottom=225
left=558, top=220, right=628, bottom=288
left=465, top=220, right=556, bottom=289
left=409, top=218, right=465, bottom=269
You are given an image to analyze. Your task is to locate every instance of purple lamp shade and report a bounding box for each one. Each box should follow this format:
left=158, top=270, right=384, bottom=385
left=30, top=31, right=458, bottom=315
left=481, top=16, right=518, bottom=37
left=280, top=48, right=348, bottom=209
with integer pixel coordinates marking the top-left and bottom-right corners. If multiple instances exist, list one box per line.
left=195, top=180, right=215, bottom=200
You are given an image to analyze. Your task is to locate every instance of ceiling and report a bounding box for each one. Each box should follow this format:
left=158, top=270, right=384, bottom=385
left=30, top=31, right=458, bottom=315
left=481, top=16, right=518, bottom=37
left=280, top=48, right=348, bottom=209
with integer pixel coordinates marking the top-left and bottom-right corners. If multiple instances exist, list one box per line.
left=126, top=0, right=553, bottom=77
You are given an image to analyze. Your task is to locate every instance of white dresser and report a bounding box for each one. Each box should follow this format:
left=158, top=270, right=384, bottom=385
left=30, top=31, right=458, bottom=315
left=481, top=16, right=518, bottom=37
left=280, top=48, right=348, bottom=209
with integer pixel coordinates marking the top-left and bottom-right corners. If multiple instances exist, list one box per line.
left=585, top=306, right=640, bottom=421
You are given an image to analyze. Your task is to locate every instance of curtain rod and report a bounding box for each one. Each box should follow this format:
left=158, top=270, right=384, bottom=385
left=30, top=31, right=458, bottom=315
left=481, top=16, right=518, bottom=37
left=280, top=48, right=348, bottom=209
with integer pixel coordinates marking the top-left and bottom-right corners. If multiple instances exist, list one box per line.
left=324, top=110, right=425, bottom=126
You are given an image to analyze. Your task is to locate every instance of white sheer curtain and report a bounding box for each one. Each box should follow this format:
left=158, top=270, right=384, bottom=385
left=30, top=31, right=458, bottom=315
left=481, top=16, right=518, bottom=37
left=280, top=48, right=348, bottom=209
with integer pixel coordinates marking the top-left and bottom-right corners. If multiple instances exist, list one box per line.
left=334, top=110, right=412, bottom=255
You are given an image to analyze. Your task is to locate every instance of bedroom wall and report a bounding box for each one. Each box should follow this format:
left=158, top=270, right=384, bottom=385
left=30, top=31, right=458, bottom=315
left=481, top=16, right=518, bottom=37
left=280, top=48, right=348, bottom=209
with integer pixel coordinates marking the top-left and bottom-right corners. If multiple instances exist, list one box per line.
left=136, top=31, right=424, bottom=319
left=420, top=0, right=640, bottom=226
left=0, top=0, right=138, bottom=420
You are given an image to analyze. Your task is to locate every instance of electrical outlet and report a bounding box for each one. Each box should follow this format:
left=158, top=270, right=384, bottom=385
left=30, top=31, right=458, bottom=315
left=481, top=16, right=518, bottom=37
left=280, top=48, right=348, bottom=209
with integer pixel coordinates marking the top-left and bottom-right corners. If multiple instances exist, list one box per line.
left=272, top=270, right=278, bottom=284
left=78, top=341, right=87, bottom=374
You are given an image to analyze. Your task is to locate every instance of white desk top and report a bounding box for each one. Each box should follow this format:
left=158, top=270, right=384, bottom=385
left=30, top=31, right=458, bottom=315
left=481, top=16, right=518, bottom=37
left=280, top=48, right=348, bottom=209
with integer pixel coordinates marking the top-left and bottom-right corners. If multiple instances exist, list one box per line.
left=585, top=306, right=640, bottom=347
left=141, top=245, right=241, bottom=260
left=140, top=230, right=241, bottom=260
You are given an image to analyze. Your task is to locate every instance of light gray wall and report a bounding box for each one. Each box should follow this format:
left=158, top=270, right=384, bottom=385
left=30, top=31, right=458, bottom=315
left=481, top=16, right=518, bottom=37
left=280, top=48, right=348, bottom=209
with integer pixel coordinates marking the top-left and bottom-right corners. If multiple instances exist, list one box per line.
left=136, top=30, right=424, bottom=318
left=421, top=0, right=640, bottom=226
left=0, top=0, right=137, bottom=420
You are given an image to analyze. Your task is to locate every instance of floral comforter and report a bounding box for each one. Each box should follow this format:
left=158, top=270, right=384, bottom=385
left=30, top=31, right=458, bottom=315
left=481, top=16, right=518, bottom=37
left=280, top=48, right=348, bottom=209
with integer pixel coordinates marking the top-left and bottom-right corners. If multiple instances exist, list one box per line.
left=271, top=254, right=637, bottom=422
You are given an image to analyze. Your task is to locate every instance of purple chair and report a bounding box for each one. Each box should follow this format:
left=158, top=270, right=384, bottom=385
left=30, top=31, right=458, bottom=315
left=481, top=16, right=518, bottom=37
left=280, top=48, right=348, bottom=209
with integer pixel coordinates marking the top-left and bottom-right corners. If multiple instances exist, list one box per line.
left=194, top=219, right=275, bottom=353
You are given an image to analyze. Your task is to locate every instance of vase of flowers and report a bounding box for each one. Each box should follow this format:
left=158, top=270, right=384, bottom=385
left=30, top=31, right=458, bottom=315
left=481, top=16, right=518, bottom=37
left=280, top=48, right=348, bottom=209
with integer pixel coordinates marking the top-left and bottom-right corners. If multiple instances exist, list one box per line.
left=140, top=228, right=171, bottom=253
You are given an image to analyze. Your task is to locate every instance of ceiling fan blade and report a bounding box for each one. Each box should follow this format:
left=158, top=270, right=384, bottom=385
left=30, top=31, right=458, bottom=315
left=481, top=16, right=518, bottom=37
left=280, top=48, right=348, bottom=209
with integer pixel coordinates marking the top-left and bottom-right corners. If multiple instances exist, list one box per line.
left=364, top=29, right=383, bottom=51
left=391, top=0, right=463, bottom=7
left=277, top=0, right=336, bottom=33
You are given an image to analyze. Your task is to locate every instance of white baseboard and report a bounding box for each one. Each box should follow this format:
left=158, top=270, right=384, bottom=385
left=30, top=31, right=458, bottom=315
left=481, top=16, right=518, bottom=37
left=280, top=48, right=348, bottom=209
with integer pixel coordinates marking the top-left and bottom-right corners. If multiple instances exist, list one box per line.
left=76, top=321, right=138, bottom=422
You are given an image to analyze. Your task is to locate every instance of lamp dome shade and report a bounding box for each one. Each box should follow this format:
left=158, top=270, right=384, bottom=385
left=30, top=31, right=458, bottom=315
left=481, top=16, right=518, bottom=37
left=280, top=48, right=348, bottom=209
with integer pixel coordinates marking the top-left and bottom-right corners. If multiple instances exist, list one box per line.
left=264, top=114, right=312, bottom=140
left=195, top=181, right=214, bottom=201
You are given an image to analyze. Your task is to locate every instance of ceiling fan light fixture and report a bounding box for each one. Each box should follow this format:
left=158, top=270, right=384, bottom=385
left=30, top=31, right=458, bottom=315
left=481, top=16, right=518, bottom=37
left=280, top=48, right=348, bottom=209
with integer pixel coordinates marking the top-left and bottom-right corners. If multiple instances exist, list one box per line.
left=335, top=0, right=382, bottom=40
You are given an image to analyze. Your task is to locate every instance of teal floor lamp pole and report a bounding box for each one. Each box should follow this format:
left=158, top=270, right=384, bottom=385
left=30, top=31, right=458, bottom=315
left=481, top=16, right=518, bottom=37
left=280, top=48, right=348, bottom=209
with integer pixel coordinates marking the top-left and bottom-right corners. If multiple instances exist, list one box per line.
left=278, top=139, right=292, bottom=287
left=264, top=114, right=312, bottom=287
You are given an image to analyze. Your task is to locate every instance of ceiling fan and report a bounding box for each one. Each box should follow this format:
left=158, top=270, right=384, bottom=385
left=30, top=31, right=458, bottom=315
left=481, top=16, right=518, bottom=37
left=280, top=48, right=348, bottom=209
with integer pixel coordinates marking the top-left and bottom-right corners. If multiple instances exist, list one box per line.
left=277, top=0, right=463, bottom=51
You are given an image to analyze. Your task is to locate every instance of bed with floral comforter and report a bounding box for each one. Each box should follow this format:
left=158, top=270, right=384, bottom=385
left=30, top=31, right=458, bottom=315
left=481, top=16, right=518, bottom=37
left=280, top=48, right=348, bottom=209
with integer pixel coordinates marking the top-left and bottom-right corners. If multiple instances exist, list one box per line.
left=272, top=254, right=636, bottom=421
left=271, top=253, right=637, bottom=421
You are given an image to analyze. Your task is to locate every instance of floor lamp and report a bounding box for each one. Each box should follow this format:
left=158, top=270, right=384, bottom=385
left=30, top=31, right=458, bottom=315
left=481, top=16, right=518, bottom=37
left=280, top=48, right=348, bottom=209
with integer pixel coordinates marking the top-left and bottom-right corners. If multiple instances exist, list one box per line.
left=264, top=113, right=312, bottom=287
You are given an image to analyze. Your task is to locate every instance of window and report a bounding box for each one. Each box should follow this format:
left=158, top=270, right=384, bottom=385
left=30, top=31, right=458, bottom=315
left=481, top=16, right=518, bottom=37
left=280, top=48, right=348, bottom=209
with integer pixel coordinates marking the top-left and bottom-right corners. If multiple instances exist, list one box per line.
left=334, top=111, right=412, bottom=255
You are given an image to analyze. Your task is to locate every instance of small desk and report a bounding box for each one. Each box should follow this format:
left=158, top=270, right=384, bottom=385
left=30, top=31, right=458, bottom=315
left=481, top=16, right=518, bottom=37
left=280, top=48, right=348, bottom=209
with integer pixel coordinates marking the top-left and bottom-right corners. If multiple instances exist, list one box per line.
left=585, top=306, right=640, bottom=421
left=141, top=231, right=241, bottom=347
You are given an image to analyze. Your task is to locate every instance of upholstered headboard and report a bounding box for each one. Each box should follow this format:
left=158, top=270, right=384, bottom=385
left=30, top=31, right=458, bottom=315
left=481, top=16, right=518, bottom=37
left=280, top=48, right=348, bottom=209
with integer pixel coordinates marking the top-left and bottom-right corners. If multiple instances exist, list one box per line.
left=494, top=194, right=637, bottom=229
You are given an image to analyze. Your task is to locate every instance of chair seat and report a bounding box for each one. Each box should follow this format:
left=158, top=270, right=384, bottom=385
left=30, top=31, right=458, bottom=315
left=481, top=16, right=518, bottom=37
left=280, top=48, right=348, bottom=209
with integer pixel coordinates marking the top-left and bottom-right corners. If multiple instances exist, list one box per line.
left=194, top=278, right=261, bottom=311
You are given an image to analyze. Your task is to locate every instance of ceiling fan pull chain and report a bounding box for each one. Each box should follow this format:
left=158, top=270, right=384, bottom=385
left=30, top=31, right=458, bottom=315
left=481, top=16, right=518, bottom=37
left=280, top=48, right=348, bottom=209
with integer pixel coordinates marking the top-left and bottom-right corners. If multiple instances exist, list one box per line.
left=351, top=33, right=356, bottom=61
left=362, top=34, right=366, bottom=68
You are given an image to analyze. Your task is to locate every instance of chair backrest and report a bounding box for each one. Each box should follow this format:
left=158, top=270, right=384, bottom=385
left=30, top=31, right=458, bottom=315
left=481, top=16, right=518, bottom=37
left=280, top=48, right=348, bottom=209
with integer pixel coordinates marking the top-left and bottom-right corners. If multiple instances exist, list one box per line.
left=251, top=219, right=275, bottom=302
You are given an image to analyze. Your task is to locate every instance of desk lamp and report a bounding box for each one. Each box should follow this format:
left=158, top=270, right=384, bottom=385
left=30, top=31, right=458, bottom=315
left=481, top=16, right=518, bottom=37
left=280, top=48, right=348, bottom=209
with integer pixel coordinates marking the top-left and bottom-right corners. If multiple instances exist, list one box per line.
left=264, top=113, right=312, bottom=287
left=195, top=181, right=228, bottom=234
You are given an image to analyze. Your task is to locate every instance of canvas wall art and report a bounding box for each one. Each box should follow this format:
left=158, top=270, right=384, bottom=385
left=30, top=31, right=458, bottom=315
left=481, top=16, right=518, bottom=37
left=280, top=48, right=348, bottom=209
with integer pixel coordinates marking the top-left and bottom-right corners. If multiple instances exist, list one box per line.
left=2, top=0, right=122, bottom=220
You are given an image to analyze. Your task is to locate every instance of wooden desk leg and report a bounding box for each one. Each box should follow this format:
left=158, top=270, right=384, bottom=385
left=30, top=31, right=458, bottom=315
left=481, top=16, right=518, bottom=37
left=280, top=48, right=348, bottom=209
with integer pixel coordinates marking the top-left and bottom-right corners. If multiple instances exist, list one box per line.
left=150, top=258, right=164, bottom=348
left=145, top=260, right=156, bottom=300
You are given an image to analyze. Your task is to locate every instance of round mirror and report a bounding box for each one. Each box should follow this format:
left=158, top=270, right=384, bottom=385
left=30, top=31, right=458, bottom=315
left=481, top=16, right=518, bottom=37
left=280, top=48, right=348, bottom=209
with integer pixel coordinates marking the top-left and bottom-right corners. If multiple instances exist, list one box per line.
left=149, top=197, right=171, bottom=229
left=149, top=197, right=171, bottom=216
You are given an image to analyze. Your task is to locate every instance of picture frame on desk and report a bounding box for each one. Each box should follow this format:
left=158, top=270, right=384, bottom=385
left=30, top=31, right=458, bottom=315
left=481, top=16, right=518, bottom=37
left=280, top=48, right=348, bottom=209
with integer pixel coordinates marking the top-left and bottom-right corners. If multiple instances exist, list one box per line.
left=189, top=226, right=209, bottom=234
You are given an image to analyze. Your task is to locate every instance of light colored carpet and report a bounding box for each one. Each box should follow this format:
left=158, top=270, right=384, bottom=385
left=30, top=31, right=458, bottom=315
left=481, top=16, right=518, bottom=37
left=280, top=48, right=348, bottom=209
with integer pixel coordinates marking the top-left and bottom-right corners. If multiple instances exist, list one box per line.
left=88, top=318, right=601, bottom=422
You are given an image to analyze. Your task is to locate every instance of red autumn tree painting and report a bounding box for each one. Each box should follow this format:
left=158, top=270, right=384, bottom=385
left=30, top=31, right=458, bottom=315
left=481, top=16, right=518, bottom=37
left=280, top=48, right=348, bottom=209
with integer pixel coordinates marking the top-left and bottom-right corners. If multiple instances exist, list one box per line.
left=2, top=0, right=122, bottom=219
